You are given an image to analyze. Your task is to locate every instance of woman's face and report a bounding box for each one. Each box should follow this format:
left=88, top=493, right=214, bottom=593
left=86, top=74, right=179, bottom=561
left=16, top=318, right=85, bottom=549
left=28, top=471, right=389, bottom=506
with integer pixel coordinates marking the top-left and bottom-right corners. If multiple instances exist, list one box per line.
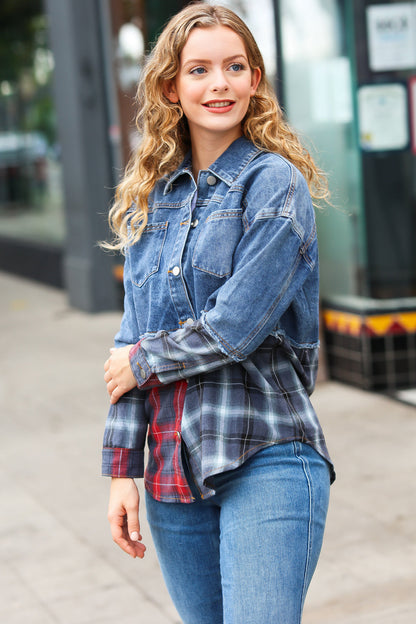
left=166, top=25, right=261, bottom=146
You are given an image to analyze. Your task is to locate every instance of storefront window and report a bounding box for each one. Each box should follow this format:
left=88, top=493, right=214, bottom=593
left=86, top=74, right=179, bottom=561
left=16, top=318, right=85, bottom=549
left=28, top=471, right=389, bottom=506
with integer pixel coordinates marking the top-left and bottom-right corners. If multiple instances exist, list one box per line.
left=109, top=0, right=186, bottom=168
left=0, top=1, right=65, bottom=245
left=279, top=0, right=366, bottom=298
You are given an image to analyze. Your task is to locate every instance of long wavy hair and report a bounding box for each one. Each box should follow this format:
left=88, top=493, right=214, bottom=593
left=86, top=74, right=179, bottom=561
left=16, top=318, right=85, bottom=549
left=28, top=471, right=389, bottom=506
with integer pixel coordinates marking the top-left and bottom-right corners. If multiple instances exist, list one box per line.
left=105, top=2, right=329, bottom=250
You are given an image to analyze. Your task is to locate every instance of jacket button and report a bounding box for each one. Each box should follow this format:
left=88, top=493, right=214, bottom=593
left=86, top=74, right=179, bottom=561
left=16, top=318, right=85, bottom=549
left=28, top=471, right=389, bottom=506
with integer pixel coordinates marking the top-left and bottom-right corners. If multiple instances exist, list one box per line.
left=191, top=219, right=199, bottom=228
left=172, top=266, right=180, bottom=276
left=206, top=175, right=217, bottom=186
left=185, top=318, right=193, bottom=325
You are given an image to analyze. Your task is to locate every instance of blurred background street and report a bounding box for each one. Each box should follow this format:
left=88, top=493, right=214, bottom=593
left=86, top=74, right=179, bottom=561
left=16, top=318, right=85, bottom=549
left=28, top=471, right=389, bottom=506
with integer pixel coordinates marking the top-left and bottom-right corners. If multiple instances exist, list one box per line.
left=1, top=270, right=415, bottom=623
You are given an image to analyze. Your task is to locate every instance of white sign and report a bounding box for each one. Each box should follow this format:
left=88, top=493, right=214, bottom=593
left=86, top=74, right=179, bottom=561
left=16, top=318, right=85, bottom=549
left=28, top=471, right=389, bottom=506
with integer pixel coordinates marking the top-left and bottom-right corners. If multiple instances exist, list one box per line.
left=358, top=83, right=409, bottom=151
left=367, top=3, right=416, bottom=71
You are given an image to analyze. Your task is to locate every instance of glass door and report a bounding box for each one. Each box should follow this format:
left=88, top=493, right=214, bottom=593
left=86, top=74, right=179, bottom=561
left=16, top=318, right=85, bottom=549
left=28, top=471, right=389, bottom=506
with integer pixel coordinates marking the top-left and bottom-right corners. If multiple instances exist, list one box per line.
left=278, top=0, right=367, bottom=298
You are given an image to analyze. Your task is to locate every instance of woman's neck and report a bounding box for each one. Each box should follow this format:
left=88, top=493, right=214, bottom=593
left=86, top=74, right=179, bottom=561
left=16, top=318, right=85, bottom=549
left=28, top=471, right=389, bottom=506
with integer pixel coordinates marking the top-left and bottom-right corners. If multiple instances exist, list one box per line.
left=190, top=130, right=242, bottom=180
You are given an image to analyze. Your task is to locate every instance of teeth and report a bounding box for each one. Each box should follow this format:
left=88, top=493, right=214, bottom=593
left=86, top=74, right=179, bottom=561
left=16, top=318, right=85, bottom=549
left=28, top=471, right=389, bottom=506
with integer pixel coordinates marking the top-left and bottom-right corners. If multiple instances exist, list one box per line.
left=206, top=101, right=232, bottom=108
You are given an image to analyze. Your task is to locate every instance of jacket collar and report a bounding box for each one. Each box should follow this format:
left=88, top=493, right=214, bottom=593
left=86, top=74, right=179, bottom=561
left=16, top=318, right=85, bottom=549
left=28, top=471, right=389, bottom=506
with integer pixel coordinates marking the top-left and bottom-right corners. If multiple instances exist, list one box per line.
left=163, top=136, right=262, bottom=195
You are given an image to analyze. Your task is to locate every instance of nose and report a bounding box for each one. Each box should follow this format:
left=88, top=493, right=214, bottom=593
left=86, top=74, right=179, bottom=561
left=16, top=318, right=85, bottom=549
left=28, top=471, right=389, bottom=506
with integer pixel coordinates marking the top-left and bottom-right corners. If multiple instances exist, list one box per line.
left=210, top=68, right=229, bottom=92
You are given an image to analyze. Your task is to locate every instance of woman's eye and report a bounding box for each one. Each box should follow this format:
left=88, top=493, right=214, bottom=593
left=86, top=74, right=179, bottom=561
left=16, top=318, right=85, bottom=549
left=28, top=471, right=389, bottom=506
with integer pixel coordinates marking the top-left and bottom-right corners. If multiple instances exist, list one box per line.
left=190, top=66, right=206, bottom=75
left=229, top=63, right=244, bottom=72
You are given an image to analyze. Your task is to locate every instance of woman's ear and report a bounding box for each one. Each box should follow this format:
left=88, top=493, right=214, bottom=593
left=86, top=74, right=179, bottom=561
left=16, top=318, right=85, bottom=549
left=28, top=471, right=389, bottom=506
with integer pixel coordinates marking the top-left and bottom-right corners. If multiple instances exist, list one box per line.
left=250, top=68, right=262, bottom=96
left=163, top=80, right=179, bottom=103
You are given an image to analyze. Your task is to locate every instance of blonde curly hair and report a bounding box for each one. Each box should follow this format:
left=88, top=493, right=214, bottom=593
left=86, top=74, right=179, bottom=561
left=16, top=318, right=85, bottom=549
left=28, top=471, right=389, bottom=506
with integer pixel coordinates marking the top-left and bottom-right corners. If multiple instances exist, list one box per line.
left=105, top=2, right=328, bottom=250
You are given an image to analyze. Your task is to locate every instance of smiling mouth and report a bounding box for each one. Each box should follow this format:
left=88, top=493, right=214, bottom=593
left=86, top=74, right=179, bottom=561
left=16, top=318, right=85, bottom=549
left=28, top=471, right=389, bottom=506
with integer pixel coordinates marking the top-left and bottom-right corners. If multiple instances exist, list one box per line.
left=204, top=101, right=234, bottom=108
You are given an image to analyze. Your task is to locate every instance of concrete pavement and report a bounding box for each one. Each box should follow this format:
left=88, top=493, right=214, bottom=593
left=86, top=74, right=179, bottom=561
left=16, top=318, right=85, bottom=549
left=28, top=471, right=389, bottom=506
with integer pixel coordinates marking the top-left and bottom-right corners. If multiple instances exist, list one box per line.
left=1, top=270, right=415, bottom=623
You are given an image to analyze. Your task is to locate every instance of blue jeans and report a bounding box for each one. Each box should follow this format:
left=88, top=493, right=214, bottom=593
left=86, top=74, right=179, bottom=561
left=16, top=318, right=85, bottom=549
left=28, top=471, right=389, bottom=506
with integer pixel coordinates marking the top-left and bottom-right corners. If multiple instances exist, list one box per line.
left=145, top=442, right=330, bottom=624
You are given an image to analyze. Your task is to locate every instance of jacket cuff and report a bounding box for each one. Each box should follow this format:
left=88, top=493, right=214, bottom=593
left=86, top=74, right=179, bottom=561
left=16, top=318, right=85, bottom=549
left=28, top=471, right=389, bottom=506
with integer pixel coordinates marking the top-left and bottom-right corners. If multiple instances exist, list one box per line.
left=102, top=447, right=144, bottom=478
left=129, top=342, right=160, bottom=388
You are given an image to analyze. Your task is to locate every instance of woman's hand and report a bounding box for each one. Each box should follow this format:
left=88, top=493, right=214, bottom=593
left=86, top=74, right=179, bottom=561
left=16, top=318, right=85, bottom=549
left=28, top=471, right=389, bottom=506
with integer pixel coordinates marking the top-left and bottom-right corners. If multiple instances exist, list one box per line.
left=108, top=478, right=146, bottom=559
left=104, top=344, right=137, bottom=404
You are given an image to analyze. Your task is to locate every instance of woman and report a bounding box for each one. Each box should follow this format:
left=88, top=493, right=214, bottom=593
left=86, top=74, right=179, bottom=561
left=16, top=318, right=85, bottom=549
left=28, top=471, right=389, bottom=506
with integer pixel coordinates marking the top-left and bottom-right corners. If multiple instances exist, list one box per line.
left=103, top=4, right=334, bottom=623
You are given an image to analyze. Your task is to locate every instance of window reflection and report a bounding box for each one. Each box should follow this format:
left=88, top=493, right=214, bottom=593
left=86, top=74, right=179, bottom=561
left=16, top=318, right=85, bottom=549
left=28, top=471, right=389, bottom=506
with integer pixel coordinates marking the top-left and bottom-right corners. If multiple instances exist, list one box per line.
left=281, top=0, right=340, bottom=61
left=280, top=0, right=365, bottom=298
left=110, top=0, right=147, bottom=167
left=0, top=1, right=64, bottom=245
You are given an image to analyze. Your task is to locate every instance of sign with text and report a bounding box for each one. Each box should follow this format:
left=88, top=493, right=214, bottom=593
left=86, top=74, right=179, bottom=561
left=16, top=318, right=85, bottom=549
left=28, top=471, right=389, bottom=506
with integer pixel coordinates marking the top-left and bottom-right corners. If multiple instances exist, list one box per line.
left=358, top=83, right=409, bottom=151
left=367, top=3, right=416, bottom=71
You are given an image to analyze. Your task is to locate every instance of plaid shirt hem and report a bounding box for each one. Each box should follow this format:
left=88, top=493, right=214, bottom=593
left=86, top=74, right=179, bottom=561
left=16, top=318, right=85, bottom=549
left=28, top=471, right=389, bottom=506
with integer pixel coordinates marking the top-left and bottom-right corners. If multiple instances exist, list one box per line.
left=102, top=329, right=335, bottom=502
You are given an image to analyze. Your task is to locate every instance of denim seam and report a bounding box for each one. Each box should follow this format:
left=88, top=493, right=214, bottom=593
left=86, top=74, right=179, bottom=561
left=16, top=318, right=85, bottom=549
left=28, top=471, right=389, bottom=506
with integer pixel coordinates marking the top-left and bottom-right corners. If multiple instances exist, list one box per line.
left=293, top=441, right=314, bottom=622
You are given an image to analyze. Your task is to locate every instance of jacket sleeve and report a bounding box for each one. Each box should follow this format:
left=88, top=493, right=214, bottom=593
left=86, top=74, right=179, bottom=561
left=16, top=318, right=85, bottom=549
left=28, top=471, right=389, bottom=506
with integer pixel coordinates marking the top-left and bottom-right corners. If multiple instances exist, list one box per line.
left=129, top=166, right=318, bottom=389
left=114, top=251, right=141, bottom=347
left=129, top=321, right=232, bottom=387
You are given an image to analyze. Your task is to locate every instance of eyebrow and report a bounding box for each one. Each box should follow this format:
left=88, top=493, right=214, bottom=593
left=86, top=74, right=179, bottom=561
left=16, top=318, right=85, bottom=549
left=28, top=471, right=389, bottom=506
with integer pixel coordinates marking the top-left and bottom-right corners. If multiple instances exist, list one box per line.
left=181, top=54, right=247, bottom=69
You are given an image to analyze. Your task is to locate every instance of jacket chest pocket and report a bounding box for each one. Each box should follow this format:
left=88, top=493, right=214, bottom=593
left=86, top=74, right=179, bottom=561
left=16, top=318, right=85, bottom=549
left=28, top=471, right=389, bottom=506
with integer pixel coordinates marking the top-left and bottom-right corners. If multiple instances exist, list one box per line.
left=192, top=210, right=243, bottom=278
left=131, top=221, right=168, bottom=287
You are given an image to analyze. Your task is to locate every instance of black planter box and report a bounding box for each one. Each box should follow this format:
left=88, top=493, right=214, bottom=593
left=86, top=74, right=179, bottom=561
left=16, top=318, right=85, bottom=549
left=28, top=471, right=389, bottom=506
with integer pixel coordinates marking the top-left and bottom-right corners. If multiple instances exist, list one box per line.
left=322, top=296, right=416, bottom=391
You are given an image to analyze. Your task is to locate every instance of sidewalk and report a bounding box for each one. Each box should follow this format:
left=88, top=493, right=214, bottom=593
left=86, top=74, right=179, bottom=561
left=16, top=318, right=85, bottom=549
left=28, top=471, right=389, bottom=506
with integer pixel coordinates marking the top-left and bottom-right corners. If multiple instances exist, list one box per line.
left=1, top=270, right=415, bottom=624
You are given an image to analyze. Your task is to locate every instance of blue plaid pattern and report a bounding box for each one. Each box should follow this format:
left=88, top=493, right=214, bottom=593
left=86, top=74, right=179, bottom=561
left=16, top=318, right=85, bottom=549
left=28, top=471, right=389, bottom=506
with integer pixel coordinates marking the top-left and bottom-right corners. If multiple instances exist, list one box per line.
left=102, top=328, right=334, bottom=502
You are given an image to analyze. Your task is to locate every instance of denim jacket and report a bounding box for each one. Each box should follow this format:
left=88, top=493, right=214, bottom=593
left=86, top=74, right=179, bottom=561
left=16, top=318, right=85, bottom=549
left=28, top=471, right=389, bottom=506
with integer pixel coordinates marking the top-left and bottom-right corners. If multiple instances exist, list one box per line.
left=116, top=136, right=319, bottom=352
left=102, top=137, right=334, bottom=501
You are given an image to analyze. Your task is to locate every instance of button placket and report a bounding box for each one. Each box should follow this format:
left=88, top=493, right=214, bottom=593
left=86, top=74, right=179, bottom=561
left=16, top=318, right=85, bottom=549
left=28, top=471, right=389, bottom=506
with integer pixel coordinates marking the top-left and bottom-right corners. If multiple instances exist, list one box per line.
left=167, top=201, right=196, bottom=321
